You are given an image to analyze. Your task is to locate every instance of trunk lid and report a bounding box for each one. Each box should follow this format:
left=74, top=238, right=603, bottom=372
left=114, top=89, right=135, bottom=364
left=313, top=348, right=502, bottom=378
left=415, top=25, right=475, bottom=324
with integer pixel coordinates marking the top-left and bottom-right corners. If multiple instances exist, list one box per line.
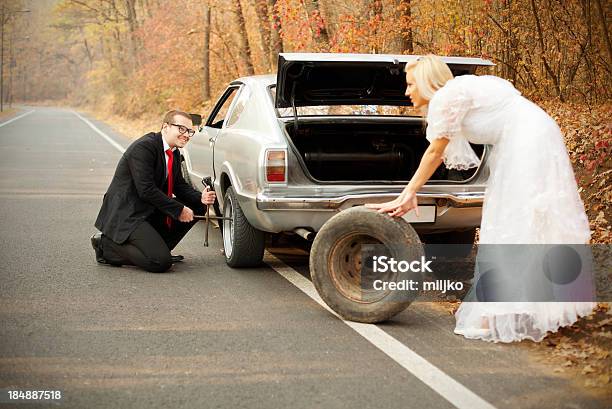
left=274, top=53, right=494, bottom=108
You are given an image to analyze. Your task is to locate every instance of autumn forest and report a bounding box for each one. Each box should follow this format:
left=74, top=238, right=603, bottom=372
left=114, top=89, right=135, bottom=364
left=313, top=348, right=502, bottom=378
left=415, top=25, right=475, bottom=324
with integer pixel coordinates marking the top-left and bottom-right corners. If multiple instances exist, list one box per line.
left=1, top=0, right=611, bottom=241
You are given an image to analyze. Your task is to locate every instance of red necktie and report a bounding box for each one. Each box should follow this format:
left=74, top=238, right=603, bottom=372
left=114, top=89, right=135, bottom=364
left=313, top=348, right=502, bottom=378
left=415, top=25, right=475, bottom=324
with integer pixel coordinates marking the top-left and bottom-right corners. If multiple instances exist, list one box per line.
left=165, top=149, right=174, bottom=228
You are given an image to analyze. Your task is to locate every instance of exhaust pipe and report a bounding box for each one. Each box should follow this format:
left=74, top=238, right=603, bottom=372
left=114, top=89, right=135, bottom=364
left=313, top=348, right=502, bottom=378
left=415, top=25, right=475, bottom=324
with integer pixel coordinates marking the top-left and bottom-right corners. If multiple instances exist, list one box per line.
left=294, top=228, right=315, bottom=241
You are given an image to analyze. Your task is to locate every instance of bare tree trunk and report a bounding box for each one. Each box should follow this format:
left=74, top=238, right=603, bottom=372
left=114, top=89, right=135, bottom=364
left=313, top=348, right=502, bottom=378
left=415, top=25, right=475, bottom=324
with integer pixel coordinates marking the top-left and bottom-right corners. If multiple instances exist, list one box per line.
left=108, top=1, right=125, bottom=73
left=369, top=1, right=382, bottom=53
left=140, top=0, right=153, bottom=18
left=268, top=0, right=282, bottom=69
left=563, top=1, right=591, bottom=90
left=530, top=0, right=563, bottom=100
left=252, top=0, right=271, bottom=72
left=384, top=0, right=413, bottom=53
left=99, top=36, right=113, bottom=70
left=302, top=0, right=330, bottom=51
left=202, top=3, right=211, bottom=101
left=211, top=25, right=241, bottom=77
left=79, top=27, right=93, bottom=67
left=398, top=0, right=413, bottom=53
left=317, top=0, right=335, bottom=39
left=113, top=26, right=125, bottom=71
left=231, top=0, right=255, bottom=75
left=506, top=2, right=519, bottom=84
left=487, top=2, right=513, bottom=79
left=124, top=0, right=140, bottom=69
left=594, top=0, right=612, bottom=70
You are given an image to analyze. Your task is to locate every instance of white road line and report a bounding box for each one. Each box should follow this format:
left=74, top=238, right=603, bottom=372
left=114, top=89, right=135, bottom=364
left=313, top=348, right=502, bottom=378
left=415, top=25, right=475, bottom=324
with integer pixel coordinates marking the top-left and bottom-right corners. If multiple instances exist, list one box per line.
left=72, top=110, right=126, bottom=153
left=264, top=252, right=498, bottom=409
left=0, top=109, right=35, bottom=127
left=82, top=110, right=497, bottom=409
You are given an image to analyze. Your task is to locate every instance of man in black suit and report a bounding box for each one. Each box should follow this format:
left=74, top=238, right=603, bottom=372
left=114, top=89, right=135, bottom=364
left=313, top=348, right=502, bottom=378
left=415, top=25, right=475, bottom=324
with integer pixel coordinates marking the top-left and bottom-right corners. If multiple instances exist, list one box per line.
left=91, top=110, right=216, bottom=273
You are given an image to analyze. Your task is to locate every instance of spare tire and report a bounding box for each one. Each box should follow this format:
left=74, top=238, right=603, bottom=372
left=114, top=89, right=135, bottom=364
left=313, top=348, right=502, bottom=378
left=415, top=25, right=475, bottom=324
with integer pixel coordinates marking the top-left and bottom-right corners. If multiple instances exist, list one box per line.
left=310, top=206, right=424, bottom=323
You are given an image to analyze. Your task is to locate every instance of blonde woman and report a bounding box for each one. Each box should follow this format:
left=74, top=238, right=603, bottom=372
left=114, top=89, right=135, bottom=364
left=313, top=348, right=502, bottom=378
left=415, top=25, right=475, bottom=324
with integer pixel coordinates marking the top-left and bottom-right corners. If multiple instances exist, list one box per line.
left=366, top=55, right=595, bottom=343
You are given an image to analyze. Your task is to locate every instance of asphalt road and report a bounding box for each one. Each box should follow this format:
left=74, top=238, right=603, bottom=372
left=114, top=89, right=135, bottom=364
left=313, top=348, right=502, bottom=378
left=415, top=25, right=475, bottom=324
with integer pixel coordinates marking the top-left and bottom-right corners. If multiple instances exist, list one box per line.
left=0, top=107, right=608, bottom=409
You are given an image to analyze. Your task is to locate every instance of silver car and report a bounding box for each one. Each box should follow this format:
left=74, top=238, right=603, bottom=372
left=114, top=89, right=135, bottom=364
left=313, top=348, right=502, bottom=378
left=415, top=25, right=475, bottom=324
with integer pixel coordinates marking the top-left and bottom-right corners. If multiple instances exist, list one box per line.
left=184, top=53, right=494, bottom=268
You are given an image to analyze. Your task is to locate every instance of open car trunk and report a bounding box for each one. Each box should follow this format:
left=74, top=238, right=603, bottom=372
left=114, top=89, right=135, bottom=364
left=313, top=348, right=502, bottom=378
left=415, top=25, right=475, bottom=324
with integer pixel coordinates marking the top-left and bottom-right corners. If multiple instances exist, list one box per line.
left=285, top=121, right=484, bottom=183
left=274, top=53, right=493, bottom=183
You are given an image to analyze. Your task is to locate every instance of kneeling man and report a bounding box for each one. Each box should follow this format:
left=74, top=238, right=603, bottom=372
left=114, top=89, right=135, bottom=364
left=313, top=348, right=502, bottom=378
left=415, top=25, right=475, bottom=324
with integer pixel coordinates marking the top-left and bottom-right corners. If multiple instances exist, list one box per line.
left=91, top=110, right=215, bottom=273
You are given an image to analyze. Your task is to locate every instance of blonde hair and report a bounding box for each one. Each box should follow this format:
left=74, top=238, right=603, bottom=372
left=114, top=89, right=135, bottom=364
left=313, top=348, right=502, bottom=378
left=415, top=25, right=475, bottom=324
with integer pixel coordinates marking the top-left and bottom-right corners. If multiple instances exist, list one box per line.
left=404, top=54, right=454, bottom=101
left=162, top=109, right=192, bottom=126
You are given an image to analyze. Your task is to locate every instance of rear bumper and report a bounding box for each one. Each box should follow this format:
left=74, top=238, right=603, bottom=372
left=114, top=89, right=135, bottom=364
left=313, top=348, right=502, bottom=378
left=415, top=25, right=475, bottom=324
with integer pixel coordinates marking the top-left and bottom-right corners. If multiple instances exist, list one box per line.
left=256, top=191, right=484, bottom=211
left=237, top=191, right=484, bottom=233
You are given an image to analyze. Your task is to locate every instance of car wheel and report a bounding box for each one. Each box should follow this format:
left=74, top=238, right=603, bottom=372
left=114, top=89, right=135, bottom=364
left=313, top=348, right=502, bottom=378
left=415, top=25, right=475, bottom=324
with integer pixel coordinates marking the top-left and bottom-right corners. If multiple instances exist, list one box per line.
left=222, top=186, right=265, bottom=267
left=310, top=206, right=424, bottom=323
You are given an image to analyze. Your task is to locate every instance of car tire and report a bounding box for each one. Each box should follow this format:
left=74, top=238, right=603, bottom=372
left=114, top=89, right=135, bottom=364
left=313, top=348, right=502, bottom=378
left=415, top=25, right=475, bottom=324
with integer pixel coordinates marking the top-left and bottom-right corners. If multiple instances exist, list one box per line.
left=310, top=206, right=424, bottom=323
left=222, top=186, right=265, bottom=267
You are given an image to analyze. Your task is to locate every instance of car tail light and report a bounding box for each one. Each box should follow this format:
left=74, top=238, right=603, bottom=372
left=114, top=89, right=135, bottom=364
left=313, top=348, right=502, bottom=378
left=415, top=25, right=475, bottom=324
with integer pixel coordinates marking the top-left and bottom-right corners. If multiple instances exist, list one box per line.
left=266, top=150, right=286, bottom=183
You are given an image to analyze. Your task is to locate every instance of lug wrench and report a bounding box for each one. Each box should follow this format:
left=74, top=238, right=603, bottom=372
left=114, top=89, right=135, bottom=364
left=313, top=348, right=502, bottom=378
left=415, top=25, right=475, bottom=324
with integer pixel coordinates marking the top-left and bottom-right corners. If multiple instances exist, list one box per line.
left=197, top=179, right=231, bottom=247
left=193, top=214, right=232, bottom=247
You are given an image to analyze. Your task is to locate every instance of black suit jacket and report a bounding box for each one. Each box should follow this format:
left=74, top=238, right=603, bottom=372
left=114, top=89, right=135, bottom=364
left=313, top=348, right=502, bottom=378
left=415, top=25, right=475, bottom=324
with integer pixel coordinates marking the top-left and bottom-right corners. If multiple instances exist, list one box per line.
left=95, top=132, right=202, bottom=244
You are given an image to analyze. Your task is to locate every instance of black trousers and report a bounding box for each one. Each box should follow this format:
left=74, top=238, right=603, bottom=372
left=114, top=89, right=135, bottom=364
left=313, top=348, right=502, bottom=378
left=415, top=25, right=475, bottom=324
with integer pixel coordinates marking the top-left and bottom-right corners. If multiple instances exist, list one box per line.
left=100, top=201, right=206, bottom=273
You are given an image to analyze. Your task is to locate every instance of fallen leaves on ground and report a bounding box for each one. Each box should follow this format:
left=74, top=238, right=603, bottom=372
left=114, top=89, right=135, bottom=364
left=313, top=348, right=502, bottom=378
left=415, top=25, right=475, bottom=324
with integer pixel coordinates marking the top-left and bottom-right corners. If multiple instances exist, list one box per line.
left=540, top=101, right=612, bottom=244
left=527, top=303, right=611, bottom=391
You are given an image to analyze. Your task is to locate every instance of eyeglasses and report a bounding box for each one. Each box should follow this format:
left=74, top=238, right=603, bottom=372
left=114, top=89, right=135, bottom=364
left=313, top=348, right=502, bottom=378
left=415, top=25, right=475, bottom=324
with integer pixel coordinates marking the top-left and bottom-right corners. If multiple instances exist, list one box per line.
left=169, top=123, right=196, bottom=137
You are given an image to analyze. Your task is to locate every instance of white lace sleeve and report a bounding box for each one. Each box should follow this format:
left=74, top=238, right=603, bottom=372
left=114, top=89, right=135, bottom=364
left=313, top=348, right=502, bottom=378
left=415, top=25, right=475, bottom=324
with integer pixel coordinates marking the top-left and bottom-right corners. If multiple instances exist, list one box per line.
left=426, top=79, right=481, bottom=170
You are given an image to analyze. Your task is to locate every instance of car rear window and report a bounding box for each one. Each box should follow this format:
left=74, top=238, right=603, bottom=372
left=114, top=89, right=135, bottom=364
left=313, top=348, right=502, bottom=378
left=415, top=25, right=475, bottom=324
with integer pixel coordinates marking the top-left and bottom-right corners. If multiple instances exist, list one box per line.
left=268, top=85, right=422, bottom=118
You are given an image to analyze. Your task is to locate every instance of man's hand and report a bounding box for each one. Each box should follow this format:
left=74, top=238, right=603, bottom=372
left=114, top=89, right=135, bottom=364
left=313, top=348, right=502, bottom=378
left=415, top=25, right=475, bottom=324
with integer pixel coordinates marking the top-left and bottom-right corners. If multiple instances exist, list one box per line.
left=179, top=206, right=194, bottom=222
left=201, top=187, right=216, bottom=205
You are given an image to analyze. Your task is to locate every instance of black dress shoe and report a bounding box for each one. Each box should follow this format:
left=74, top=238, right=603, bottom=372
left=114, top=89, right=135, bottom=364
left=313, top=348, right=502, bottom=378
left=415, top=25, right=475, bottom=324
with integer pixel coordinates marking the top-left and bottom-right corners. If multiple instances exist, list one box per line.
left=90, top=233, right=105, bottom=263
left=91, top=233, right=122, bottom=266
left=171, top=254, right=184, bottom=263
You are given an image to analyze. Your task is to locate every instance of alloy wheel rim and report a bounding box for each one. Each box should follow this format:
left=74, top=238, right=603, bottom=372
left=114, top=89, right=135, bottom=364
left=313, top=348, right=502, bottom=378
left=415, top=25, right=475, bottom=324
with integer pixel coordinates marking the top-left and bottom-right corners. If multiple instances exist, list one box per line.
left=223, top=196, right=234, bottom=257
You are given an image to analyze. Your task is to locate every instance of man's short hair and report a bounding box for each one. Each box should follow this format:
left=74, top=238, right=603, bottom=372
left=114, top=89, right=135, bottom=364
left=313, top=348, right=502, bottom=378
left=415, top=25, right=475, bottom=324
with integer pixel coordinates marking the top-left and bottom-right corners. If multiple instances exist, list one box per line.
left=162, top=110, right=192, bottom=125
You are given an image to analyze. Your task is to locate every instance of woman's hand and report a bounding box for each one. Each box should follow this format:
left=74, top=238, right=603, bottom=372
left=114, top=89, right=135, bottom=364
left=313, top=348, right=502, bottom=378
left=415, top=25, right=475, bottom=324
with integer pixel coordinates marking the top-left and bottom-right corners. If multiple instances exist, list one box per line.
left=365, top=197, right=402, bottom=211
left=365, top=138, right=447, bottom=218
left=367, top=191, right=419, bottom=218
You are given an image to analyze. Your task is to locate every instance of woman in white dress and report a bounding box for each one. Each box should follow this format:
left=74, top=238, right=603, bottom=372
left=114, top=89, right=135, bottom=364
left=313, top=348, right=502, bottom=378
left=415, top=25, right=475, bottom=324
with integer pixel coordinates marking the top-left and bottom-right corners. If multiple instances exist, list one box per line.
left=366, top=55, right=595, bottom=343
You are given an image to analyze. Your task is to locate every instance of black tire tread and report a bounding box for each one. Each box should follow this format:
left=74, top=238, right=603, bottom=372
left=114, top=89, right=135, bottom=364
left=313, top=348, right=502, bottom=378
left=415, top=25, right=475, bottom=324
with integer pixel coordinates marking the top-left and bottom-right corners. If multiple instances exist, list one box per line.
left=224, top=186, right=265, bottom=267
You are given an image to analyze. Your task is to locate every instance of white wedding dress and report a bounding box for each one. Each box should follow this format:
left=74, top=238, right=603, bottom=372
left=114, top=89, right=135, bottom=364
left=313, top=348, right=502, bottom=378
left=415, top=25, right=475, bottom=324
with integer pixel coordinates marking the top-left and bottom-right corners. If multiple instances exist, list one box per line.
left=425, top=75, right=595, bottom=343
